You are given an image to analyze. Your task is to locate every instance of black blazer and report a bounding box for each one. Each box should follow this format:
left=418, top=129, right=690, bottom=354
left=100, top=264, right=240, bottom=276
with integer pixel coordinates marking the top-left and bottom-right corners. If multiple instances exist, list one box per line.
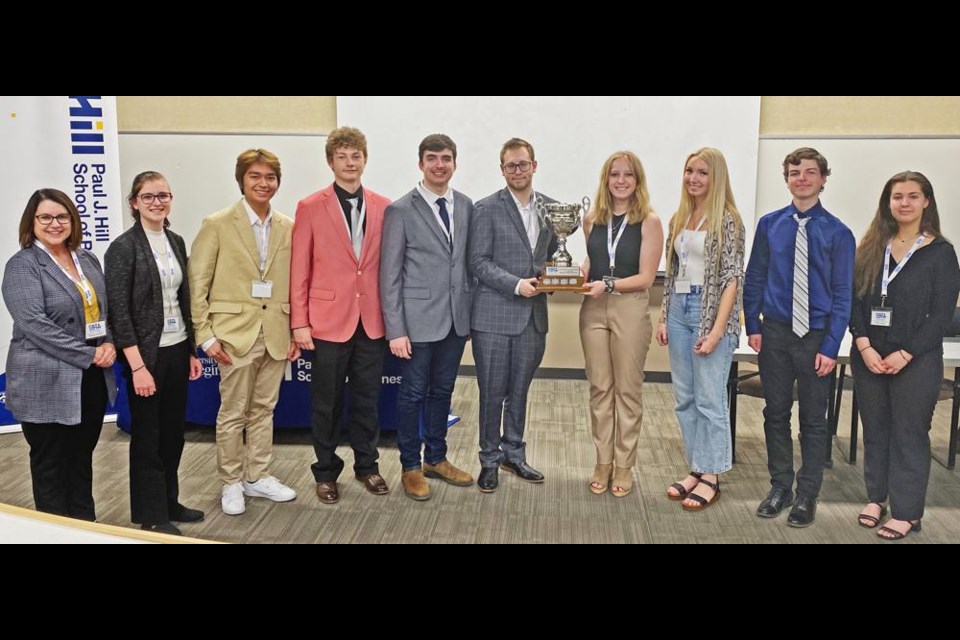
left=850, top=238, right=960, bottom=358
left=105, top=222, right=196, bottom=371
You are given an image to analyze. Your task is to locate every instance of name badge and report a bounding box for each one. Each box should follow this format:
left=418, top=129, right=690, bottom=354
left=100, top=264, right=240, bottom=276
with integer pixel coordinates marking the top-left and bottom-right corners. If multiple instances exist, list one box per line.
left=870, top=307, right=892, bottom=327
left=86, top=321, right=106, bottom=340
left=675, top=280, right=692, bottom=294
left=164, top=316, right=182, bottom=333
left=252, top=280, right=273, bottom=298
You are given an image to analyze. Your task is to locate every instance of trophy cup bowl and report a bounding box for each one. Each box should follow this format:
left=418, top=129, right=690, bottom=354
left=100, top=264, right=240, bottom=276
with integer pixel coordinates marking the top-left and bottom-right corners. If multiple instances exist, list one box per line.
left=537, top=196, right=590, bottom=292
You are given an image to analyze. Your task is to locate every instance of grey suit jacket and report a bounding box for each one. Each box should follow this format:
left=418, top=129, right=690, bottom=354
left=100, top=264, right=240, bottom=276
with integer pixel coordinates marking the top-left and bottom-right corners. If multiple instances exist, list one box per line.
left=2, top=245, right=118, bottom=424
left=468, top=188, right=558, bottom=336
left=105, top=222, right=196, bottom=372
left=380, top=188, right=474, bottom=342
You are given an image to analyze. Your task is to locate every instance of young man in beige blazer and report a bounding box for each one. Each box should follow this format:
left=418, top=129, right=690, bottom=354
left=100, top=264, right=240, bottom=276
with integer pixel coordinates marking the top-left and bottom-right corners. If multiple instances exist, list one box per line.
left=190, top=149, right=301, bottom=516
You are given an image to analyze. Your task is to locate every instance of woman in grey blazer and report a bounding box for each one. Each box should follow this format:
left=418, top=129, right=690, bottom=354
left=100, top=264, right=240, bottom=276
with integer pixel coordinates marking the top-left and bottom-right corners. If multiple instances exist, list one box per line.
left=2, top=189, right=117, bottom=521
left=105, top=171, right=203, bottom=536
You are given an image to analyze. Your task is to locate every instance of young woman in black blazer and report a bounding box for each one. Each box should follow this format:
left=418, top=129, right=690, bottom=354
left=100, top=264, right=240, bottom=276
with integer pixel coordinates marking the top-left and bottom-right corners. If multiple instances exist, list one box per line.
left=105, top=171, right=203, bottom=536
left=850, top=171, right=960, bottom=540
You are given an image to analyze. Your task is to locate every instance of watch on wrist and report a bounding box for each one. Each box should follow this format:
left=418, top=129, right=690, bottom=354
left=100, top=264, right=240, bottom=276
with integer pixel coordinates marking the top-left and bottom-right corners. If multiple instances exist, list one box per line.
left=602, top=276, right=616, bottom=294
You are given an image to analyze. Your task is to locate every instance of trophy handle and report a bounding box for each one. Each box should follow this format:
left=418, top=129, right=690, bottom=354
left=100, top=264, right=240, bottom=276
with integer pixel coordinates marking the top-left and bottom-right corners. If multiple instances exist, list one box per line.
left=571, top=196, right=590, bottom=234
left=535, top=195, right=548, bottom=227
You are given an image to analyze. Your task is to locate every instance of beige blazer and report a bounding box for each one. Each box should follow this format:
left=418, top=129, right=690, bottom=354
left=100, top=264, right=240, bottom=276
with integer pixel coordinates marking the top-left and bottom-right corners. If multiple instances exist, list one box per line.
left=189, top=200, right=293, bottom=360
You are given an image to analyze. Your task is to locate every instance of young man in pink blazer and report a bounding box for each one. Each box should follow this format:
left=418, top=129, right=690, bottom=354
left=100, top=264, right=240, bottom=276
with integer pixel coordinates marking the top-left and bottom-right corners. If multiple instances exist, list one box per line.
left=291, top=127, right=392, bottom=505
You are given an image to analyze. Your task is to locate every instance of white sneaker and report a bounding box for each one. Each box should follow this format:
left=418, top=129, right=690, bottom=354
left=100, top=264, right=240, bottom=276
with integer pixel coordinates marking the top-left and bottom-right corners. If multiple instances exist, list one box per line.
left=242, top=476, right=297, bottom=502
left=221, top=482, right=246, bottom=516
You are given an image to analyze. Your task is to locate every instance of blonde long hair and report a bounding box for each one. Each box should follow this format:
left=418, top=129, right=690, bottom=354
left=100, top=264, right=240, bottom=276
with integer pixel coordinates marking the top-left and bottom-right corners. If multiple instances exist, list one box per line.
left=591, top=151, right=653, bottom=226
left=665, top=147, right=742, bottom=276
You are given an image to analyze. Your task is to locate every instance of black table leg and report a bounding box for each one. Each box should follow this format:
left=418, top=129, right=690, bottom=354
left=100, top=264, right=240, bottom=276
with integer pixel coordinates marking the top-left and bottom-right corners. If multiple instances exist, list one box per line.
left=728, top=361, right=739, bottom=465
left=949, top=367, right=959, bottom=470
left=849, top=386, right=859, bottom=465
left=825, top=367, right=838, bottom=468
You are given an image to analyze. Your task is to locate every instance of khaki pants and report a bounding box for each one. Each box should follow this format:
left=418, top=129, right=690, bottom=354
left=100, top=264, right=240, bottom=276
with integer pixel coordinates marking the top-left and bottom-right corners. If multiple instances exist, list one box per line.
left=216, top=332, right=286, bottom=485
left=579, top=291, right=652, bottom=468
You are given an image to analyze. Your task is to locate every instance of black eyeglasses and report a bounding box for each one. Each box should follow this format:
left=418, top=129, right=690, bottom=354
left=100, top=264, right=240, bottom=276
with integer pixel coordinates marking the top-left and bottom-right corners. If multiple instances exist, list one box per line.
left=36, top=214, right=72, bottom=226
left=502, top=161, right=533, bottom=174
left=138, top=192, right=173, bottom=204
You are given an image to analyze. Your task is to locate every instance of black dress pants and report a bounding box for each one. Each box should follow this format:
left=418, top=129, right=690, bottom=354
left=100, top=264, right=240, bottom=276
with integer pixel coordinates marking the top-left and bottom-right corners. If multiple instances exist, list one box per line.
left=21, top=365, right=107, bottom=521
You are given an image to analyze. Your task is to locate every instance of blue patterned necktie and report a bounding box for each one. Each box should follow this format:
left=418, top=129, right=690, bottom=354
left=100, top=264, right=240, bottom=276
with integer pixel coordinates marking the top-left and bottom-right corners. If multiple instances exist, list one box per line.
left=436, top=197, right=450, bottom=233
left=436, top=197, right=452, bottom=248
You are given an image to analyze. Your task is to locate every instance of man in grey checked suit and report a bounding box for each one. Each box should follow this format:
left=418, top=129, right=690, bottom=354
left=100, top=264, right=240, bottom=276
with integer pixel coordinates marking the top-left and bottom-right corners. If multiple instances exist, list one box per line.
left=468, top=137, right=558, bottom=493
left=380, top=134, right=475, bottom=501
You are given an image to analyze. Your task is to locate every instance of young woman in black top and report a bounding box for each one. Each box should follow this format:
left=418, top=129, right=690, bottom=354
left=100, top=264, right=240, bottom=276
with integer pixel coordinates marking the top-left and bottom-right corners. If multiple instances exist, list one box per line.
left=106, top=171, right=204, bottom=535
left=850, top=171, right=960, bottom=540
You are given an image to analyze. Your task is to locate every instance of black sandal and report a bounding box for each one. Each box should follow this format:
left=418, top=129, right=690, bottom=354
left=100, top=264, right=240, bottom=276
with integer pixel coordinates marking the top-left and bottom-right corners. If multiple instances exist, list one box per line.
left=877, top=520, right=921, bottom=541
left=667, top=471, right=703, bottom=501
left=682, top=477, right=720, bottom=511
left=857, top=502, right=888, bottom=529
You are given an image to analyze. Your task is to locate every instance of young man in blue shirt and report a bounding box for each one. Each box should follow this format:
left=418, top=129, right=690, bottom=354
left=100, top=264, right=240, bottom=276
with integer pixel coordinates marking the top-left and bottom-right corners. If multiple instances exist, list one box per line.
left=743, top=147, right=855, bottom=528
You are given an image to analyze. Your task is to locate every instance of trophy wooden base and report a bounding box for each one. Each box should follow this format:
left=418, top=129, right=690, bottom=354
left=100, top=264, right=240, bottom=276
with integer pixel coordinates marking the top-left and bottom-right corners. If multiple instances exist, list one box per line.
left=538, top=264, right=586, bottom=292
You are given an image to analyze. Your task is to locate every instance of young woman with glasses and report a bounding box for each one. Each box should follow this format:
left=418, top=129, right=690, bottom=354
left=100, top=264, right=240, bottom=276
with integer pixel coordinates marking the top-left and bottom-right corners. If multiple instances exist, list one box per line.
left=104, top=171, right=203, bottom=536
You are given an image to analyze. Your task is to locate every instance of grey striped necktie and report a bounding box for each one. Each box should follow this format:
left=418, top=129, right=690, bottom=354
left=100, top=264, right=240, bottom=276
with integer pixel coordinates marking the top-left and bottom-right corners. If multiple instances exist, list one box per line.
left=348, top=197, right=362, bottom=259
left=792, top=214, right=810, bottom=337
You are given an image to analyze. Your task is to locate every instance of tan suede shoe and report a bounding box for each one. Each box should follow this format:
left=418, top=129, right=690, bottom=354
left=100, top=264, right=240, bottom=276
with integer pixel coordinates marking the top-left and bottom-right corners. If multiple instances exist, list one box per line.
left=423, top=460, right=474, bottom=487
left=401, top=469, right=431, bottom=501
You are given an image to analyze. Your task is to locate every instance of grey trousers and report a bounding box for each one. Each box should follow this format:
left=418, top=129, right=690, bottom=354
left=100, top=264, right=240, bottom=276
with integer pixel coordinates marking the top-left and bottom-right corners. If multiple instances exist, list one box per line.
left=473, top=319, right=546, bottom=468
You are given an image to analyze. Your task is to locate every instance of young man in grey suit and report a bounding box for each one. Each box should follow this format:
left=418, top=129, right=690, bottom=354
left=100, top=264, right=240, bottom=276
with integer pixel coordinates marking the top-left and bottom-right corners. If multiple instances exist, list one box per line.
left=380, top=134, right=475, bottom=501
left=468, top=137, right=558, bottom=493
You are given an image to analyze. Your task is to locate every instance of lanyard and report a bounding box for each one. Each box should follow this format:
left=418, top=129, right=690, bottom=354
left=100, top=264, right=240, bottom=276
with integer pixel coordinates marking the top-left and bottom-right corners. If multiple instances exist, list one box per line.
left=150, top=233, right=178, bottom=315
left=36, top=241, right=95, bottom=308
left=678, top=215, right=707, bottom=277
left=881, top=234, right=926, bottom=305
left=607, top=215, right=628, bottom=273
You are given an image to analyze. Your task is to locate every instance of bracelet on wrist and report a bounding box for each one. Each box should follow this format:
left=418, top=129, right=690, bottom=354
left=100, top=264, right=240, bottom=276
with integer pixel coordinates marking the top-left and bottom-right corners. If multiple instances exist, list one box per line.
left=132, top=364, right=146, bottom=373
left=858, top=345, right=871, bottom=353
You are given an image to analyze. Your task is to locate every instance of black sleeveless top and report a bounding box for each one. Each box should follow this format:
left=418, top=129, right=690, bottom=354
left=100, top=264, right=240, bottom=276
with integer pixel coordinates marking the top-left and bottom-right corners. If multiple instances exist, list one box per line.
left=587, top=215, right=642, bottom=281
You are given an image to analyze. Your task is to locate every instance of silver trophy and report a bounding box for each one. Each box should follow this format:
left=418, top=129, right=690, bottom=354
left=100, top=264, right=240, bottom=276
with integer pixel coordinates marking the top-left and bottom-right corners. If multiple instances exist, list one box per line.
left=536, top=196, right=591, bottom=291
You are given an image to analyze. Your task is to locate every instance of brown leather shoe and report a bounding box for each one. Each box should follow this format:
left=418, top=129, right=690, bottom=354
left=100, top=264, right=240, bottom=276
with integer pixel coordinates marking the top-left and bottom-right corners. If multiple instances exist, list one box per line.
left=356, top=473, right=390, bottom=496
left=316, top=481, right=340, bottom=504
left=401, top=469, right=431, bottom=501
left=423, top=460, right=474, bottom=487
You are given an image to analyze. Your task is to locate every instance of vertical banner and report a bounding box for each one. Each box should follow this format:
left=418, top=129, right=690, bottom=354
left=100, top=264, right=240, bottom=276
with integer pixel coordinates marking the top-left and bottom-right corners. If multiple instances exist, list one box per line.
left=0, top=96, right=124, bottom=430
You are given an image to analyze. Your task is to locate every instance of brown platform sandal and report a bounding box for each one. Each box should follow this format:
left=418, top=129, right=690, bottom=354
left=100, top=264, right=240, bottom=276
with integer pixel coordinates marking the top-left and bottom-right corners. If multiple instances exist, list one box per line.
left=611, top=467, right=634, bottom=498
left=857, top=502, right=888, bottom=529
left=681, top=477, right=720, bottom=511
left=667, top=471, right=703, bottom=501
left=589, top=463, right=613, bottom=495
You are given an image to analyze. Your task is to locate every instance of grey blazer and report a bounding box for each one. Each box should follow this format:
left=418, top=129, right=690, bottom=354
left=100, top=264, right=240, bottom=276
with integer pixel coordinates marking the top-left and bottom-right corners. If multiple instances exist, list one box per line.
left=380, top=188, right=474, bottom=342
left=2, top=245, right=118, bottom=424
left=468, top=188, right=558, bottom=336
left=105, top=222, right=196, bottom=372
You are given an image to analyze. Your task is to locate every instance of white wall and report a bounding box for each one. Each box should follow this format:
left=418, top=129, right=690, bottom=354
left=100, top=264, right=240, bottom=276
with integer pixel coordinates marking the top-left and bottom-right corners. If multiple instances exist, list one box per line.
left=756, top=138, right=960, bottom=244
left=117, top=134, right=334, bottom=244
left=337, top=96, right=762, bottom=269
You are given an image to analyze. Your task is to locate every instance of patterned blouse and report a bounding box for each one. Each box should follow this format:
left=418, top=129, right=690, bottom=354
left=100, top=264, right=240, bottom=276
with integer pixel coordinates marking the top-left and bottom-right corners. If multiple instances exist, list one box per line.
left=660, top=210, right=745, bottom=338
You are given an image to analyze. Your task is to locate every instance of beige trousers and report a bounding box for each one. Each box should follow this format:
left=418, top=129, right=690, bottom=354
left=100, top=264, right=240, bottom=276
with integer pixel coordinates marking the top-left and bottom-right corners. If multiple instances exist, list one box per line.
left=216, top=332, right=286, bottom=484
left=579, top=291, right=653, bottom=468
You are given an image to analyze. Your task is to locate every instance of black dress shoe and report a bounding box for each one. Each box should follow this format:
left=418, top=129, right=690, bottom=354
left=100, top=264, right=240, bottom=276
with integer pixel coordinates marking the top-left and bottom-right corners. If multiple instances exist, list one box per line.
left=141, top=522, right=183, bottom=536
left=500, top=461, right=545, bottom=483
left=170, top=505, right=205, bottom=524
left=478, top=467, right=499, bottom=493
left=786, top=494, right=818, bottom=528
left=756, top=486, right=794, bottom=518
